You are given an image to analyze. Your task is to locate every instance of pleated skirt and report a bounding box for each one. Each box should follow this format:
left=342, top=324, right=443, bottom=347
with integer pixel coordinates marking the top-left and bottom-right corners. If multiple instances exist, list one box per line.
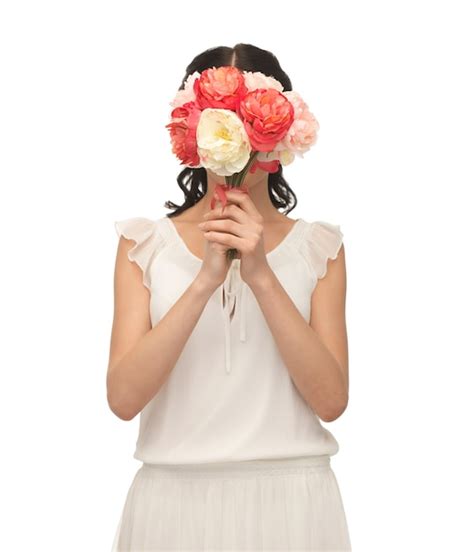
left=111, top=454, right=351, bottom=551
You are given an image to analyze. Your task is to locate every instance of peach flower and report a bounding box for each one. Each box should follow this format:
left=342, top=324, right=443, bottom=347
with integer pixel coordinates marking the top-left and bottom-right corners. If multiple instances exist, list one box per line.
left=193, top=66, right=248, bottom=111
left=238, top=88, right=294, bottom=152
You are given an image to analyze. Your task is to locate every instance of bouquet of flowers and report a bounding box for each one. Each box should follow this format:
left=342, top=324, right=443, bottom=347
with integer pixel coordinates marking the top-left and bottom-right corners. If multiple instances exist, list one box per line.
left=166, top=65, right=319, bottom=259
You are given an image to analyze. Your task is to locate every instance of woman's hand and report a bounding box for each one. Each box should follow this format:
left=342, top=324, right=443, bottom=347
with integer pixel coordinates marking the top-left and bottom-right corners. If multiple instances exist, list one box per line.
left=195, top=197, right=234, bottom=291
left=198, top=189, right=271, bottom=287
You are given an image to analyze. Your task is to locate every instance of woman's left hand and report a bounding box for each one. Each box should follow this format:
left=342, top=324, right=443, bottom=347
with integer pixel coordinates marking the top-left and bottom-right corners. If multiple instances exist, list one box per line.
left=199, top=189, right=271, bottom=287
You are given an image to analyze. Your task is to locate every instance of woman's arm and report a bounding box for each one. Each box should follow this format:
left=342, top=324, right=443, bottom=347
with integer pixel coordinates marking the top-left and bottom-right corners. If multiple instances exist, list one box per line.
left=106, top=236, right=217, bottom=421
left=249, top=245, right=348, bottom=423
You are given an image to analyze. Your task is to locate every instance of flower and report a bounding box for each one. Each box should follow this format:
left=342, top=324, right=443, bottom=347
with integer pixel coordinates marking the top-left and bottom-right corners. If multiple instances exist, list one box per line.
left=256, top=149, right=295, bottom=167
left=167, top=69, right=318, bottom=175
left=193, top=66, right=248, bottom=111
left=167, top=66, right=322, bottom=261
left=237, top=88, right=295, bottom=152
left=196, top=108, right=251, bottom=176
left=274, top=91, right=319, bottom=158
left=242, top=70, right=284, bottom=93
left=170, top=71, right=201, bottom=109
left=165, top=101, right=202, bottom=167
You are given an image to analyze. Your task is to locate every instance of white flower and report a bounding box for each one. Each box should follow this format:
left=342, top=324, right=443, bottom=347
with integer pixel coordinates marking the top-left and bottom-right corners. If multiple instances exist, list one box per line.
left=196, top=108, right=251, bottom=176
left=256, top=149, right=295, bottom=166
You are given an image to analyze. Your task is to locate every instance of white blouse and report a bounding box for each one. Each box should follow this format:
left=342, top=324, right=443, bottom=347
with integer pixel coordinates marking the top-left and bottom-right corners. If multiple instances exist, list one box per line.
left=114, top=215, right=344, bottom=464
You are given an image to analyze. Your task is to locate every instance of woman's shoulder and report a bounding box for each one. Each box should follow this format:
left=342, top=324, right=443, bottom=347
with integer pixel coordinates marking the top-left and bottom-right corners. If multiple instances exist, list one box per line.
left=115, top=215, right=159, bottom=235
left=298, top=218, right=344, bottom=280
left=114, top=215, right=169, bottom=290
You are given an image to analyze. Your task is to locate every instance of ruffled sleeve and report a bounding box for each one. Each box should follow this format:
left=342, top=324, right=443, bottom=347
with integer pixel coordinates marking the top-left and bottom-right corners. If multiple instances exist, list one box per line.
left=299, top=220, right=344, bottom=282
left=114, top=217, right=166, bottom=291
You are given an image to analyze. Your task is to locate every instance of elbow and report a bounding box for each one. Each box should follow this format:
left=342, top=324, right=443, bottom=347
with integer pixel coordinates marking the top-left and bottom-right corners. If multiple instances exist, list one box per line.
left=318, top=394, right=349, bottom=423
left=106, top=370, right=139, bottom=421
left=108, top=393, right=138, bottom=421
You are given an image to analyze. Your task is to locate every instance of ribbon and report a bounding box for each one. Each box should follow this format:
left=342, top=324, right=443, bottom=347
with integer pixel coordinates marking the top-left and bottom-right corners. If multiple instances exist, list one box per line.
left=249, top=159, right=280, bottom=174
left=210, top=183, right=250, bottom=214
left=210, top=158, right=280, bottom=214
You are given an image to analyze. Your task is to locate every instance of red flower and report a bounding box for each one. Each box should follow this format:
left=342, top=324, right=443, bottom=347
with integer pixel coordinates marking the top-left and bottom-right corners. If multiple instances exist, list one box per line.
left=165, top=101, right=202, bottom=167
left=237, top=88, right=294, bottom=152
left=193, top=66, right=248, bottom=111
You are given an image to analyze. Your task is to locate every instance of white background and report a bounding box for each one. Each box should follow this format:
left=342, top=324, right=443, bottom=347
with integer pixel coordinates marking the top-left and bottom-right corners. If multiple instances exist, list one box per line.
left=1, top=1, right=473, bottom=550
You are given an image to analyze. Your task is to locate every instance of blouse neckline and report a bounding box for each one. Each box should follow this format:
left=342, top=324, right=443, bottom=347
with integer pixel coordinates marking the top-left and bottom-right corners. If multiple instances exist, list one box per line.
left=164, top=216, right=304, bottom=264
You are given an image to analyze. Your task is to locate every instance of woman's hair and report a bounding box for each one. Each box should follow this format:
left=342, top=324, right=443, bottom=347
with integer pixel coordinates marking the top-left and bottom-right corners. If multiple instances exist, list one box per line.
left=164, top=43, right=298, bottom=218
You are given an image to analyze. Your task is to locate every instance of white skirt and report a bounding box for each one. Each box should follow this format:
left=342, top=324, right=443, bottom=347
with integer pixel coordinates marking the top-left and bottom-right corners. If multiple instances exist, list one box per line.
left=111, top=454, right=351, bottom=551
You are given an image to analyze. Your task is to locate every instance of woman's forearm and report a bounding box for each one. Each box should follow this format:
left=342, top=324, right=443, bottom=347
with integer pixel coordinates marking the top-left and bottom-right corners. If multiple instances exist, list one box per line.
left=249, top=269, right=348, bottom=422
left=109, top=274, right=217, bottom=420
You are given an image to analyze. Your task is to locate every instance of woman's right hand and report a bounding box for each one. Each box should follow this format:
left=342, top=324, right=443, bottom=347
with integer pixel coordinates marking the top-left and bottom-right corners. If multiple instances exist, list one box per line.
left=195, top=199, right=234, bottom=290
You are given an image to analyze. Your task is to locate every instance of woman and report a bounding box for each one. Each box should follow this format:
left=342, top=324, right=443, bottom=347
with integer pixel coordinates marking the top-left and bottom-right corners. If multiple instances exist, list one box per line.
left=108, top=43, right=351, bottom=551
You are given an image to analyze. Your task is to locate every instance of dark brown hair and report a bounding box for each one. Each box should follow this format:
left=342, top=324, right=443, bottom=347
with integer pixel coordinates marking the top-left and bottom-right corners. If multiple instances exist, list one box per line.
left=164, top=43, right=298, bottom=218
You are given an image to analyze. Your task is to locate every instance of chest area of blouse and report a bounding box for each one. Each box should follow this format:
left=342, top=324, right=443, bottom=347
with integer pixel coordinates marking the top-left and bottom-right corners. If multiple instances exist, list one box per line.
left=148, top=247, right=314, bottom=332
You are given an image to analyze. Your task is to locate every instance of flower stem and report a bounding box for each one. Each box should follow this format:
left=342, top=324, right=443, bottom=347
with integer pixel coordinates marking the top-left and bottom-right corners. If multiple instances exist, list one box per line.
left=236, top=151, right=259, bottom=187
left=224, top=151, right=259, bottom=260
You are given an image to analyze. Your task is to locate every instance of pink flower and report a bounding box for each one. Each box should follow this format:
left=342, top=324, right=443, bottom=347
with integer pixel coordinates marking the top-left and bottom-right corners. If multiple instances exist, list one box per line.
left=165, top=101, right=202, bottom=167
left=237, top=88, right=294, bottom=152
left=242, top=70, right=284, bottom=93
left=170, top=71, right=201, bottom=109
left=274, top=91, right=319, bottom=157
left=193, top=66, right=248, bottom=111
